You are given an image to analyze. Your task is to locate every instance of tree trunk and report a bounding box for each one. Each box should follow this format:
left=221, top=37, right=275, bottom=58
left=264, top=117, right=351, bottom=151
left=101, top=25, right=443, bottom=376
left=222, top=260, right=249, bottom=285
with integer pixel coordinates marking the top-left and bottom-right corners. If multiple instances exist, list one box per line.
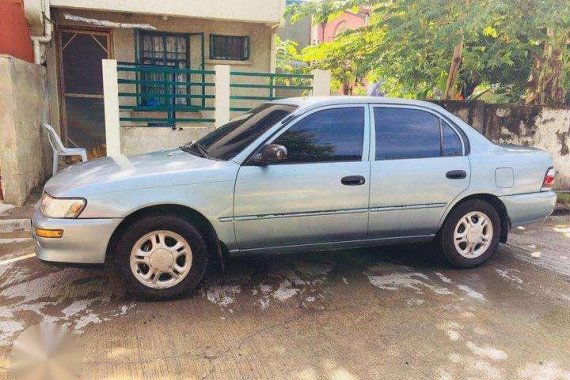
left=444, top=36, right=464, bottom=100
left=525, top=29, right=567, bottom=105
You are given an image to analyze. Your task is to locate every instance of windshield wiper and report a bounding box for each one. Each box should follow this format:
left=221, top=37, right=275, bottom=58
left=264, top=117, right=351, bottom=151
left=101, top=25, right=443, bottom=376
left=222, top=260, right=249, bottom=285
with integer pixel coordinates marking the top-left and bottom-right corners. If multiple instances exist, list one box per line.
left=180, top=142, right=210, bottom=159
left=194, top=142, right=210, bottom=158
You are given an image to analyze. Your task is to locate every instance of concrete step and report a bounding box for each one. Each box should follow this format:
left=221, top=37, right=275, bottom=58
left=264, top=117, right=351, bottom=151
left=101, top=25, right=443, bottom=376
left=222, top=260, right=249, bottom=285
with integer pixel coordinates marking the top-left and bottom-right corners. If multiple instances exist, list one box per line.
left=0, top=229, right=33, bottom=260
left=0, top=230, right=31, bottom=239
left=0, top=203, right=15, bottom=215
left=0, top=240, right=35, bottom=261
left=0, top=219, right=31, bottom=233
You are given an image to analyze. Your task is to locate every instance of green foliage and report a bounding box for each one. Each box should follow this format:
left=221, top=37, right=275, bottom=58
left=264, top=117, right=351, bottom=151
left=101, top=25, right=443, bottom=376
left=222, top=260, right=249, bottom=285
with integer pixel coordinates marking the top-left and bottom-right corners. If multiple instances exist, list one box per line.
left=275, top=36, right=306, bottom=74
left=285, top=0, right=570, bottom=103
left=274, top=36, right=312, bottom=92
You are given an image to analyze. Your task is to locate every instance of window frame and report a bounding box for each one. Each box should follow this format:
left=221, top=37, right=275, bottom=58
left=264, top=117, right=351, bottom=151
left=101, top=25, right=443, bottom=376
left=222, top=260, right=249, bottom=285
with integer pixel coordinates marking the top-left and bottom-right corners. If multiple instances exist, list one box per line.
left=370, top=105, right=466, bottom=161
left=209, top=34, right=250, bottom=61
left=246, top=104, right=370, bottom=166
left=135, top=30, right=191, bottom=107
left=136, top=30, right=191, bottom=67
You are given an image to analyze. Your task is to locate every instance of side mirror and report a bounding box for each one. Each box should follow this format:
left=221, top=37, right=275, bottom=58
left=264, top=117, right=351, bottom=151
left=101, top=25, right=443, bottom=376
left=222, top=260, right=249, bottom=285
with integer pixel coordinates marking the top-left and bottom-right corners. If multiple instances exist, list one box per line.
left=252, top=144, right=288, bottom=166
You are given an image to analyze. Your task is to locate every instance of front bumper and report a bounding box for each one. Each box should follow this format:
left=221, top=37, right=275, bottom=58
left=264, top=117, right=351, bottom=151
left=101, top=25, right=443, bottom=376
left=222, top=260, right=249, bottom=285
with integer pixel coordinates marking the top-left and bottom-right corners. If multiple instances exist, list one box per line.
left=32, top=206, right=122, bottom=264
left=500, top=191, right=557, bottom=228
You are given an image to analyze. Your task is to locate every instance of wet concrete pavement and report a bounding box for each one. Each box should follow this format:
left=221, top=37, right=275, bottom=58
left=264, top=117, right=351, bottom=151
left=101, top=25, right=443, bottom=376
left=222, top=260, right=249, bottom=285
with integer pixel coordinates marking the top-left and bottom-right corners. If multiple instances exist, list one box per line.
left=0, top=216, right=569, bottom=379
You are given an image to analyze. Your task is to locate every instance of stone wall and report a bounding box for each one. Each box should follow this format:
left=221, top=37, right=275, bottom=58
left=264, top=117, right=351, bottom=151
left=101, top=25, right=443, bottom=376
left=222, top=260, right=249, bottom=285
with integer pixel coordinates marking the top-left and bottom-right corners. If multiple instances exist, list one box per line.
left=0, top=55, right=52, bottom=205
left=439, top=101, right=570, bottom=190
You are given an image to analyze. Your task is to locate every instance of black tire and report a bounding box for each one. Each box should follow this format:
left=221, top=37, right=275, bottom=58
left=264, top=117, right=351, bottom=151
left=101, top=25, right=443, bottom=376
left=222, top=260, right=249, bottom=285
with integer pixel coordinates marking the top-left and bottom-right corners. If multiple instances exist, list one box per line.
left=437, top=199, right=501, bottom=268
left=113, top=214, right=209, bottom=300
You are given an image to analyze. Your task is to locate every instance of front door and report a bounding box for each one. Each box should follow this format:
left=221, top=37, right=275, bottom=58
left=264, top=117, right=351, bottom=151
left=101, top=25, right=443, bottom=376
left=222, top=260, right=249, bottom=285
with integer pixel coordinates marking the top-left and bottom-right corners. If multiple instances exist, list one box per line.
left=368, top=106, right=470, bottom=239
left=58, top=28, right=111, bottom=155
left=234, top=105, right=371, bottom=251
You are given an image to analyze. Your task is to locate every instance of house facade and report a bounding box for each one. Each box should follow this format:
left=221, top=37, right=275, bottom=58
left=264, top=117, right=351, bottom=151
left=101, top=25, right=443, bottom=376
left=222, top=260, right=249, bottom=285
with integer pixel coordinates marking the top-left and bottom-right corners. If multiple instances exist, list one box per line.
left=28, top=0, right=287, bottom=156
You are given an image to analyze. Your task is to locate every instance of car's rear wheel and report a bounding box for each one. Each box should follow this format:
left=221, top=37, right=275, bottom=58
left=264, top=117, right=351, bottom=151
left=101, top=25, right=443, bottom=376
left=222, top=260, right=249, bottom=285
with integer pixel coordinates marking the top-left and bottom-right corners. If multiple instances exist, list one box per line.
left=438, top=199, right=501, bottom=268
left=114, top=214, right=209, bottom=300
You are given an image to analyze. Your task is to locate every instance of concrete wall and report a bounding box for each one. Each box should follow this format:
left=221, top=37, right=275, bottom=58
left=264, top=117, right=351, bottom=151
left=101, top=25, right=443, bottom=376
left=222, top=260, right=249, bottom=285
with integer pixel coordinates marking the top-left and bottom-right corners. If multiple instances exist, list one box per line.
left=0, top=55, right=51, bottom=205
left=121, top=127, right=213, bottom=156
left=439, top=101, right=570, bottom=190
left=278, top=15, right=312, bottom=49
left=48, top=0, right=284, bottom=24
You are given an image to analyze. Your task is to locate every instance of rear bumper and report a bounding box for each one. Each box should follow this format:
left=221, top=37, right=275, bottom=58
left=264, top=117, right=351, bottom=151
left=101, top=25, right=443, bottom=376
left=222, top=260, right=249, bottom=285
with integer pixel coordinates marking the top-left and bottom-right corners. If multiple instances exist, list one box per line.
left=500, top=191, right=556, bottom=228
left=32, top=207, right=122, bottom=264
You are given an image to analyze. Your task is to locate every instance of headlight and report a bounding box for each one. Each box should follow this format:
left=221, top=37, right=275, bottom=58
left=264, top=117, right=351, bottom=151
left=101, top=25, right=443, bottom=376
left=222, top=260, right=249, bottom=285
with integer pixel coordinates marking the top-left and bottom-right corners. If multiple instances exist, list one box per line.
left=40, top=193, right=86, bottom=218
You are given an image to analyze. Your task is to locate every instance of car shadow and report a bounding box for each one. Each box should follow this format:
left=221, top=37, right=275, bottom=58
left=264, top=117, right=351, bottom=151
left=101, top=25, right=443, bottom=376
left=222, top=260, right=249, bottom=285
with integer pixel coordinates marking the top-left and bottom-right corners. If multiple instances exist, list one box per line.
left=208, top=242, right=448, bottom=279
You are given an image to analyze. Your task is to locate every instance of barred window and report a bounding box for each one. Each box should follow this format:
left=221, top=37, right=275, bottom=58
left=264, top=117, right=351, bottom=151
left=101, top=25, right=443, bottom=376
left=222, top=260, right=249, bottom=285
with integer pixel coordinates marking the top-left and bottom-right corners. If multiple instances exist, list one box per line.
left=137, top=31, right=190, bottom=106
left=210, top=35, right=249, bottom=61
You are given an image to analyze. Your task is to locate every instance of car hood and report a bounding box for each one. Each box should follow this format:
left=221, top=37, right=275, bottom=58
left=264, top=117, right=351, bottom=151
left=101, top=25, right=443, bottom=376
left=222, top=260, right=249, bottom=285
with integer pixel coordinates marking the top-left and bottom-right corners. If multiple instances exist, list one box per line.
left=44, top=148, right=217, bottom=197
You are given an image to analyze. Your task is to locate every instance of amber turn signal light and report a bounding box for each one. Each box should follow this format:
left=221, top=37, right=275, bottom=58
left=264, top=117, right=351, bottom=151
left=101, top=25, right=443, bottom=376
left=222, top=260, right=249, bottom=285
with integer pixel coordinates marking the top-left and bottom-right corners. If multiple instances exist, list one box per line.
left=34, top=228, right=64, bottom=238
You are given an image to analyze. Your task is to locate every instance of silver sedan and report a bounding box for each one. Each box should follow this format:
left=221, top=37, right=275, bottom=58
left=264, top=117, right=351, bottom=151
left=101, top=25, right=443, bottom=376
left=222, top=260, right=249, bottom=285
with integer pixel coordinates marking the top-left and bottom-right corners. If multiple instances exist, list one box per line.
left=32, top=97, right=557, bottom=299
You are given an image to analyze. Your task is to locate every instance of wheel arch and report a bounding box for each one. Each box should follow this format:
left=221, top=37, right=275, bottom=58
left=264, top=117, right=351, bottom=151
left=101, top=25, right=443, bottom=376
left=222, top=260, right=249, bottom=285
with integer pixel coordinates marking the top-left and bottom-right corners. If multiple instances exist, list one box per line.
left=105, top=204, right=226, bottom=267
left=439, top=193, right=510, bottom=243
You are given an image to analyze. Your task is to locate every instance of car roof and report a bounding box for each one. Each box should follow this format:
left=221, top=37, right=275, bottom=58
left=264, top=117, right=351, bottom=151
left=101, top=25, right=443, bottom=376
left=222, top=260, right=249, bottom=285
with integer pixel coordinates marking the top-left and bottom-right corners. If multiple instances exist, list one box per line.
left=273, top=96, right=442, bottom=111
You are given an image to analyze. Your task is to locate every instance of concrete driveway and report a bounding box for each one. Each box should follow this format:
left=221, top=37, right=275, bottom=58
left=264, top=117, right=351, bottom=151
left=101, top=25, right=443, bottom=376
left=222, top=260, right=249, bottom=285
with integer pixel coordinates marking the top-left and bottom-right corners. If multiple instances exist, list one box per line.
left=0, top=215, right=569, bottom=379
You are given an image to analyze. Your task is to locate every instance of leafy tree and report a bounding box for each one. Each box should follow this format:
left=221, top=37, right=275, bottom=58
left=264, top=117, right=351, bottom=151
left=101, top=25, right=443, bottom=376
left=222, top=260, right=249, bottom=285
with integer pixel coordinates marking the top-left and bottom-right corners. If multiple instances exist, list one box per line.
left=275, top=36, right=306, bottom=75
left=286, top=0, right=570, bottom=104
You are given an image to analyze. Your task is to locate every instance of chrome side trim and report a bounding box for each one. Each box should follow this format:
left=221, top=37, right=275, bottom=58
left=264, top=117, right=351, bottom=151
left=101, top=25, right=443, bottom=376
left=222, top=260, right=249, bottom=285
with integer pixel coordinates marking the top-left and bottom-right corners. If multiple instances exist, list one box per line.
left=370, top=203, right=446, bottom=212
left=229, top=234, right=435, bottom=254
left=219, top=207, right=368, bottom=222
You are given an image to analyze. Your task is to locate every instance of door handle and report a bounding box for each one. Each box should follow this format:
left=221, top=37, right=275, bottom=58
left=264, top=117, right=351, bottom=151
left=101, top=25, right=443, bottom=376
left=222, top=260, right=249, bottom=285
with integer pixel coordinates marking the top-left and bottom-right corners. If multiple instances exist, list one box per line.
left=446, top=170, right=467, bottom=179
left=341, top=175, right=366, bottom=186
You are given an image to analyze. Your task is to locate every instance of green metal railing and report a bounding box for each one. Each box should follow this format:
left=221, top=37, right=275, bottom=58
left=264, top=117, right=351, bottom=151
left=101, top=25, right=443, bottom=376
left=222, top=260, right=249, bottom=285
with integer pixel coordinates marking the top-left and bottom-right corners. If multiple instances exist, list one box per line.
left=116, top=64, right=314, bottom=126
left=117, top=62, right=215, bottom=127
left=229, top=71, right=313, bottom=112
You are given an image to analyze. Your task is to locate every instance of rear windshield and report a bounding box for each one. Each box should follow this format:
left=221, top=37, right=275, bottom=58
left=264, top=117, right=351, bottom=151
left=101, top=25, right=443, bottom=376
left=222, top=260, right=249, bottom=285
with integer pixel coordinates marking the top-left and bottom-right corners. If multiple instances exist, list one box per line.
left=196, top=103, right=297, bottom=160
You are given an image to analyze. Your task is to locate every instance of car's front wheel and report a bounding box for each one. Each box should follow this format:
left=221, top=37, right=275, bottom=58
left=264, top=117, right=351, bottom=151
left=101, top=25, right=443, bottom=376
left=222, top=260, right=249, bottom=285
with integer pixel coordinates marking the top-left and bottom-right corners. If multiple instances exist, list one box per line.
left=438, top=199, right=501, bottom=268
left=114, top=214, right=209, bottom=300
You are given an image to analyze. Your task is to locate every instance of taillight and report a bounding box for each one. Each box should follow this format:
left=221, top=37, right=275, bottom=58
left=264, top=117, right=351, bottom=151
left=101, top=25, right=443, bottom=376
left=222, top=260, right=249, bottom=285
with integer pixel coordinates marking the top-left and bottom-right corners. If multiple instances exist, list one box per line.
left=541, top=167, right=556, bottom=191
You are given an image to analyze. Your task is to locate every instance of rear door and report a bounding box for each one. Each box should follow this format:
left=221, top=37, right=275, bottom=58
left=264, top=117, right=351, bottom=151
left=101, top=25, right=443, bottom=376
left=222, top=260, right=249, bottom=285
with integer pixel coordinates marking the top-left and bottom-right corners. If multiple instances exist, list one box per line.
left=233, top=105, right=370, bottom=251
left=368, top=105, right=470, bottom=239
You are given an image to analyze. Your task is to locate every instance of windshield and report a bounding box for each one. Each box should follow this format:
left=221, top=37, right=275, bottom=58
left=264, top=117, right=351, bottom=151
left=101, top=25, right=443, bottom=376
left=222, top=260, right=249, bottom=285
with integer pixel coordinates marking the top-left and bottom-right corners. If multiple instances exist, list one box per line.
left=188, top=103, right=297, bottom=161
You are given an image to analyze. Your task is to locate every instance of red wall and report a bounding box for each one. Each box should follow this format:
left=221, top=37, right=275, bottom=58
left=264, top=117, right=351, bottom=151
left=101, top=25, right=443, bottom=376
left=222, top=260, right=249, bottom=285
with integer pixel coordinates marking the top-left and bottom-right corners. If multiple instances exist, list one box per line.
left=0, top=0, right=34, bottom=62
left=316, top=10, right=369, bottom=43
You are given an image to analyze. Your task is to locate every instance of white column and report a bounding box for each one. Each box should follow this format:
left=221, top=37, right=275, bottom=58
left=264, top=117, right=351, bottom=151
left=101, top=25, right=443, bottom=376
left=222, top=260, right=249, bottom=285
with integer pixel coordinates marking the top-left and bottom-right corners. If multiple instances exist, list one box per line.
left=311, top=69, right=332, bottom=97
left=214, top=65, right=231, bottom=128
left=102, top=59, right=121, bottom=156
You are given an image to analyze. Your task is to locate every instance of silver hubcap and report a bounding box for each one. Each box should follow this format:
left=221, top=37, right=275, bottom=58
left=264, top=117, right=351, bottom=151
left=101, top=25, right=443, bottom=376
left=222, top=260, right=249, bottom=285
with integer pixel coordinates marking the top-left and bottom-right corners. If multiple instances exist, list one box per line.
left=453, top=211, right=493, bottom=258
left=130, top=230, right=192, bottom=289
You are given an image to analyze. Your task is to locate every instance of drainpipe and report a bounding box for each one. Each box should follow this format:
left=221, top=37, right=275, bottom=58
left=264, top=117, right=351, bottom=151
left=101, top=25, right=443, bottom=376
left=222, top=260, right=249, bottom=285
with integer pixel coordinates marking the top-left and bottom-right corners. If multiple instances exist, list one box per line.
left=31, top=0, right=52, bottom=65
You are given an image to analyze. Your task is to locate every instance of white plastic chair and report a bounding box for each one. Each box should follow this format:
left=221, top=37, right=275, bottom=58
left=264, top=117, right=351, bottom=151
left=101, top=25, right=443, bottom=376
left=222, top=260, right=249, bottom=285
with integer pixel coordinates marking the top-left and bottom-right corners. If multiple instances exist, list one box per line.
left=42, top=123, right=87, bottom=175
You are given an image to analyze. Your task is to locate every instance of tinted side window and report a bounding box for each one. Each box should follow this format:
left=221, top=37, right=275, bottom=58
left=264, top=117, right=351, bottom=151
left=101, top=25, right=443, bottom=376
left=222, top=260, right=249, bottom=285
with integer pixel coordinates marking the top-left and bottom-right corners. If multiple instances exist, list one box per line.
left=273, top=107, right=364, bottom=163
left=442, top=121, right=463, bottom=156
left=198, top=104, right=297, bottom=160
left=375, top=108, right=441, bottom=160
